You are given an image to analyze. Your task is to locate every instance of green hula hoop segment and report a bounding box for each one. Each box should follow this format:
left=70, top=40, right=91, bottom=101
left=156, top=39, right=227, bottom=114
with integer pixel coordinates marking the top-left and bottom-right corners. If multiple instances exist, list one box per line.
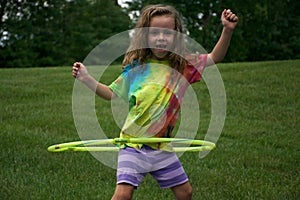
left=47, top=138, right=216, bottom=153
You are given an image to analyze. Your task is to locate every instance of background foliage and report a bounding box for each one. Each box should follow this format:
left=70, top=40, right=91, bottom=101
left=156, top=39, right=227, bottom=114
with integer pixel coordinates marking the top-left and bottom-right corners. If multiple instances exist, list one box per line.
left=0, top=0, right=131, bottom=67
left=0, top=0, right=299, bottom=67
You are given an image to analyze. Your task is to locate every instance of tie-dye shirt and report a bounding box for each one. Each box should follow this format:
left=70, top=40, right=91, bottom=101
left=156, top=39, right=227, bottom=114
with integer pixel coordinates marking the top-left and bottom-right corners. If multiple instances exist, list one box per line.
left=109, top=54, right=207, bottom=150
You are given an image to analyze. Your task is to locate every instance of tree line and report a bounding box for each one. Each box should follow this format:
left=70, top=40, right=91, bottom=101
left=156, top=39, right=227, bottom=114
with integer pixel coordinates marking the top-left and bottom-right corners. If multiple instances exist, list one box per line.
left=0, top=0, right=299, bottom=68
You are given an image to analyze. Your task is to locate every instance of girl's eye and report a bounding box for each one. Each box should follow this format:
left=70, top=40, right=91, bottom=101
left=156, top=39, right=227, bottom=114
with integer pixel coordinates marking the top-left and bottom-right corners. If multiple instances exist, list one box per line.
left=149, top=31, right=173, bottom=36
left=150, top=30, right=158, bottom=35
left=164, top=31, right=173, bottom=35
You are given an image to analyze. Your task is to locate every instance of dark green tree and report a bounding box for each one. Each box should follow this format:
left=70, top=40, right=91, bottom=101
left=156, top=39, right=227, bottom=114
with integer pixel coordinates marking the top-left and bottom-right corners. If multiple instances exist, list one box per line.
left=1, top=0, right=298, bottom=67
left=0, top=0, right=131, bottom=68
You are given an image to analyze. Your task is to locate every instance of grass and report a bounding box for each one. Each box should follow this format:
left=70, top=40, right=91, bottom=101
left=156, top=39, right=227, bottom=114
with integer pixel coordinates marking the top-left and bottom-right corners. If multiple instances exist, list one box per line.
left=1, top=60, right=299, bottom=199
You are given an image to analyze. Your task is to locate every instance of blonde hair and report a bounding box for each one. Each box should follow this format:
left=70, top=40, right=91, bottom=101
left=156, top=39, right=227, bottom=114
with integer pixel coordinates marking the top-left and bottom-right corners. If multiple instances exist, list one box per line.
left=122, top=4, right=188, bottom=73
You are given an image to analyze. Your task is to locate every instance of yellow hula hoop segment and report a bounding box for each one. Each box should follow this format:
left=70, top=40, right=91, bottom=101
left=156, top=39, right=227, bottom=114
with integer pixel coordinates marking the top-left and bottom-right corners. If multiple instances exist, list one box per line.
left=47, top=138, right=216, bottom=153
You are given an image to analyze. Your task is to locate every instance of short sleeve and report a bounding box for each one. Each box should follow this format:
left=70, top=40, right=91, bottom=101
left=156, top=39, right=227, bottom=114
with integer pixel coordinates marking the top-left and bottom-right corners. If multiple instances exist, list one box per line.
left=184, top=54, right=208, bottom=84
left=109, top=65, right=131, bottom=101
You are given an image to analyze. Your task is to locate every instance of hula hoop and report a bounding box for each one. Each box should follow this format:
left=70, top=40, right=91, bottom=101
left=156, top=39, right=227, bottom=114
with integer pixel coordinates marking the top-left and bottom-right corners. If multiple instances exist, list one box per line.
left=48, top=138, right=215, bottom=153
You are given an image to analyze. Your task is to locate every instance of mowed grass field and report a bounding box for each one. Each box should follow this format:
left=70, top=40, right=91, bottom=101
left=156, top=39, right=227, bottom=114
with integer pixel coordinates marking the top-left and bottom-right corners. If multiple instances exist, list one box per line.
left=1, top=60, right=299, bottom=199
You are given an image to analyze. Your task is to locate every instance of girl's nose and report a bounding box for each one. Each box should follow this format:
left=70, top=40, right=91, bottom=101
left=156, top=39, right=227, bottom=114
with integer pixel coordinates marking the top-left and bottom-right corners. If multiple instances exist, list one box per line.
left=158, top=32, right=165, bottom=40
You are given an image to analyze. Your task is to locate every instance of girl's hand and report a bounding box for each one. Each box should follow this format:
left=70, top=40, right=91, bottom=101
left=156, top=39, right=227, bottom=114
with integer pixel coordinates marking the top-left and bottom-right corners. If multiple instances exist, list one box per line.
left=221, top=9, right=238, bottom=30
left=72, top=62, right=89, bottom=82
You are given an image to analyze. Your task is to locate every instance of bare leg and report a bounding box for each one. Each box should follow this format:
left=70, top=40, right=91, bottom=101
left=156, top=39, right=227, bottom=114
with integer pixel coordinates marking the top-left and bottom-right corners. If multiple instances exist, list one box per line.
left=171, top=181, right=193, bottom=200
left=111, top=183, right=135, bottom=200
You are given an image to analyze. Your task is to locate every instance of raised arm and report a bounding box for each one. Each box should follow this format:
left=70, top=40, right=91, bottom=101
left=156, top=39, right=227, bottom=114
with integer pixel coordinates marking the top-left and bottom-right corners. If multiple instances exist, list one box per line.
left=72, top=62, right=115, bottom=100
left=206, top=9, right=238, bottom=66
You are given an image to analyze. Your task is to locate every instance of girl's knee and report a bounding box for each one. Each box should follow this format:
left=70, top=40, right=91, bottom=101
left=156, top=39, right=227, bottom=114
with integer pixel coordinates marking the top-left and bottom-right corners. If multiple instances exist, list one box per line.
left=182, top=184, right=193, bottom=199
left=111, top=184, right=134, bottom=200
left=172, top=182, right=193, bottom=200
left=186, top=185, right=193, bottom=198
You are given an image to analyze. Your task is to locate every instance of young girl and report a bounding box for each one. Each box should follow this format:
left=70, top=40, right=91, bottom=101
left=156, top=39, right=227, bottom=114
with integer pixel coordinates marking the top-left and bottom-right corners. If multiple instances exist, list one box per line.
left=72, top=4, right=238, bottom=200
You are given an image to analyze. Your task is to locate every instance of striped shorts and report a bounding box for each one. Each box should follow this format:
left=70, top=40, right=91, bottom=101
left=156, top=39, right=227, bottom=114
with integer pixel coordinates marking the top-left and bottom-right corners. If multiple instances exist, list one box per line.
left=116, top=145, right=188, bottom=189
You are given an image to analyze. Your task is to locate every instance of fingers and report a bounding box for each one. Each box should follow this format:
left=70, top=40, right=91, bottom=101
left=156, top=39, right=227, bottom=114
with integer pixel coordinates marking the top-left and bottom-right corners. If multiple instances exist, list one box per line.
left=72, top=62, right=82, bottom=78
left=223, top=9, right=238, bottom=22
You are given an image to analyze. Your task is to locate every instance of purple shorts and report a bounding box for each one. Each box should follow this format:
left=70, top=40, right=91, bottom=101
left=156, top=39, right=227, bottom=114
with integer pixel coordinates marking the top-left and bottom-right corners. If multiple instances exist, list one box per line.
left=116, top=145, right=188, bottom=189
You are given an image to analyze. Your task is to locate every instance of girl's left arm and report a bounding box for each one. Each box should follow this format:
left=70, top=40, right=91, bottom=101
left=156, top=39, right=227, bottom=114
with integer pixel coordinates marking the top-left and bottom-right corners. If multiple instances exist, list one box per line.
left=206, top=9, right=238, bottom=66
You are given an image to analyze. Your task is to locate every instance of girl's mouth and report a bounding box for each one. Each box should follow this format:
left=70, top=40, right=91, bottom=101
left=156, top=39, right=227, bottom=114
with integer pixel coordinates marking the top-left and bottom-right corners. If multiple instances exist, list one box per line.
left=155, top=44, right=168, bottom=52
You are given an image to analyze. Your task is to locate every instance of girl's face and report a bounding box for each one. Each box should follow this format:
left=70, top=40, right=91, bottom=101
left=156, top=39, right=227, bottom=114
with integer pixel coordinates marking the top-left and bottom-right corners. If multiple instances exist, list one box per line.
left=148, top=15, right=175, bottom=60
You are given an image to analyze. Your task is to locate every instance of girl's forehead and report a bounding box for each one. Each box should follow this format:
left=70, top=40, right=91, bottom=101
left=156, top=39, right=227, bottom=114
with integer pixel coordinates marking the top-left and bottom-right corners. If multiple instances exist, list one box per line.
left=149, top=15, right=175, bottom=29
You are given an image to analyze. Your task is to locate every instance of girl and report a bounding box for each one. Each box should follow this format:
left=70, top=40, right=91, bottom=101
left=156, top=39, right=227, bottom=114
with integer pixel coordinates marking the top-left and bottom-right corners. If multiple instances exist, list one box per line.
left=72, top=4, right=238, bottom=200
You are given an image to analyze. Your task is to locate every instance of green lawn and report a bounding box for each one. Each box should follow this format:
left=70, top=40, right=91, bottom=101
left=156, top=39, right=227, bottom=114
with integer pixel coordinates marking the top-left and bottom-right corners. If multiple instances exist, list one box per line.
left=1, top=60, right=299, bottom=199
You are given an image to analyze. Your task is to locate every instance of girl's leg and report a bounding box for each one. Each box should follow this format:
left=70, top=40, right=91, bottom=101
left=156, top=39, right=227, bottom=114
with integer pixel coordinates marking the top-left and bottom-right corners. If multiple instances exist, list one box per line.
left=171, top=181, right=193, bottom=200
left=111, top=183, right=135, bottom=200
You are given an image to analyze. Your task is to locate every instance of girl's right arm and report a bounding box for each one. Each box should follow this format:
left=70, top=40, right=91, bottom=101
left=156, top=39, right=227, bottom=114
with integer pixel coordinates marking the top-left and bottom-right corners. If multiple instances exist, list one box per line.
left=72, top=62, right=115, bottom=100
